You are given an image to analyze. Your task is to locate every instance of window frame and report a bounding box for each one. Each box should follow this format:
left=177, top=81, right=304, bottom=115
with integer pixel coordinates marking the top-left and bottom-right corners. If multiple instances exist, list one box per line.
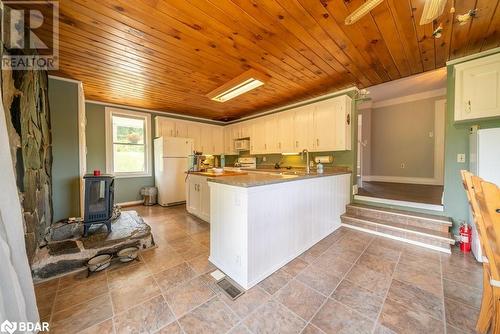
left=105, top=107, right=152, bottom=178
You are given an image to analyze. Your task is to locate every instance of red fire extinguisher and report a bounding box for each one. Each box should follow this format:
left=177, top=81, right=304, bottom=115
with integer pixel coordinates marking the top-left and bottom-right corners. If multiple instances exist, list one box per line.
left=459, top=223, right=472, bottom=253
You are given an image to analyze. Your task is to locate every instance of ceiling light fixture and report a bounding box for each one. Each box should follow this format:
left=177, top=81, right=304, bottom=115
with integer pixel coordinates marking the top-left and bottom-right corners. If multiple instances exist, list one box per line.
left=345, top=0, right=384, bottom=25
left=420, top=0, right=447, bottom=25
left=207, top=69, right=268, bottom=103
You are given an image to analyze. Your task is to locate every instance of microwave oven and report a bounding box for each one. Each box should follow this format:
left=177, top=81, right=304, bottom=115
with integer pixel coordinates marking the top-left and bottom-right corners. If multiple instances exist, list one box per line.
left=234, top=139, right=250, bottom=151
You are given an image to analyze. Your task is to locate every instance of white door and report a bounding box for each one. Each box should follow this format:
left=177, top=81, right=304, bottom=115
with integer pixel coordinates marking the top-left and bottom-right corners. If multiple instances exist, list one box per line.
left=186, top=176, right=201, bottom=215
left=312, top=100, right=336, bottom=152
left=199, top=178, right=211, bottom=222
left=277, top=111, right=295, bottom=153
left=175, top=121, right=189, bottom=138
left=293, top=106, right=311, bottom=151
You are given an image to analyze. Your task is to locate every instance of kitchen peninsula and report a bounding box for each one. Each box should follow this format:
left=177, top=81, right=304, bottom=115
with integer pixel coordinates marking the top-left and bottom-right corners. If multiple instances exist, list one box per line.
left=207, top=170, right=351, bottom=289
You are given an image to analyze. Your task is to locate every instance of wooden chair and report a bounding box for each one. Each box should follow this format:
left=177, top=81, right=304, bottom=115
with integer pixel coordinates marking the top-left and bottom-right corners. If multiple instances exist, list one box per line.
left=461, top=170, right=494, bottom=333
left=462, top=170, right=500, bottom=333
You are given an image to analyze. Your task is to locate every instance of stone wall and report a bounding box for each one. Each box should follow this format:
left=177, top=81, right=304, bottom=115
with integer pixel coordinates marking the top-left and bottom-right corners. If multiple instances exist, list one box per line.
left=1, top=48, right=53, bottom=264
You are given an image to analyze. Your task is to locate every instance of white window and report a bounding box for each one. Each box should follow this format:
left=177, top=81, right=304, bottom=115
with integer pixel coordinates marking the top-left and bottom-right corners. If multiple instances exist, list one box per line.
left=105, top=107, right=152, bottom=178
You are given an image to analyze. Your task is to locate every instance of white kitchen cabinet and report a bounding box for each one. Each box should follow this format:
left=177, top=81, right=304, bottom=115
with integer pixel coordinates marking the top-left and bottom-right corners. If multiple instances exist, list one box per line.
left=311, top=96, right=352, bottom=152
left=250, top=118, right=266, bottom=154
left=212, top=126, right=224, bottom=155
left=186, top=174, right=210, bottom=222
left=200, top=126, right=213, bottom=154
left=155, top=117, right=176, bottom=137
left=293, top=105, right=312, bottom=151
left=175, top=121, right=189, bottom=137
left=454, top=53, right=500, bottom=121
left=277, top=111, right=295, bottom=153
left=223, top=125, right=236, bottom=155
left=187, top=123, right=201, bottom=152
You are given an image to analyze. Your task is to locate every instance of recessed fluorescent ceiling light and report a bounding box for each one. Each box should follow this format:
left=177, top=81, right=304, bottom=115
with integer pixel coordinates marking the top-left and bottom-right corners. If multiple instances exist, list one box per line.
left=212, top=78, right=264, bottom=102
left=282, top=152, right=299, bottom=156
left=207, top=69, right=267, bottom=103
left=420, top=0, right=447, bottom=25
left=345, top=0, right=384, bottom=25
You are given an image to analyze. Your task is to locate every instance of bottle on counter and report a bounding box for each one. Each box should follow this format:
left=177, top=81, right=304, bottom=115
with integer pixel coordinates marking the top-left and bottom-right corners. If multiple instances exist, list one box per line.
left=317, top=162, right=324, bottom=174
left=220, top=154, right=225, bottom=168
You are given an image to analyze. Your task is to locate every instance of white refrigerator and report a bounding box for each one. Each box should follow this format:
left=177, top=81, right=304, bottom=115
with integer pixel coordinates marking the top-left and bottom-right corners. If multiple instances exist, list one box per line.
left=154, top=137, right=193, bottom=206
left=469, top=128, right=500, bottom=262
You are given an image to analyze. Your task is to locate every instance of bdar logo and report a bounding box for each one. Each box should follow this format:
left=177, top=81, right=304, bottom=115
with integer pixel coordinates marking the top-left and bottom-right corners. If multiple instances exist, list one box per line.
left=0, top=320, right=17, bottom=334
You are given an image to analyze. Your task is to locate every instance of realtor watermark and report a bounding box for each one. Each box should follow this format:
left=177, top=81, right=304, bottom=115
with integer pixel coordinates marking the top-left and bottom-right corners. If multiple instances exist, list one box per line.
left=1, top=320, right=49, bottom=333
left=1, top=0, right=59, bottom=70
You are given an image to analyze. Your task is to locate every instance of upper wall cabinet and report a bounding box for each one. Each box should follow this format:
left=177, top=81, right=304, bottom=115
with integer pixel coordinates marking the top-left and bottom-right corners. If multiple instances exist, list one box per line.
left=312, top=96, right=352, bottom=152
left=454, top=53, right=500, bottom=122
left=155, top=116, right=224, bottom=155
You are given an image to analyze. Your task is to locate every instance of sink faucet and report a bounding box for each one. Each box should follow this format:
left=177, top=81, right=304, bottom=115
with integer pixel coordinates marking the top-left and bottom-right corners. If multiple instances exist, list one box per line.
left=301, top=149, right=311, bottom=174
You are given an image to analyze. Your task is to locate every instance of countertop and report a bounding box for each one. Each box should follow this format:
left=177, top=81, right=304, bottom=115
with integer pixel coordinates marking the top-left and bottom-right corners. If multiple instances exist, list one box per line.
left=207, top=167, right=351, bottom=188
left=187, top=170, right=248, bottom=177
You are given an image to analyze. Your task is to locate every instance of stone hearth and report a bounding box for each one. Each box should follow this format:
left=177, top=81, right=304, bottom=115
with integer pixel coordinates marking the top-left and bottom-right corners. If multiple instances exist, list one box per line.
left=31, top=211, right=155, bottom=280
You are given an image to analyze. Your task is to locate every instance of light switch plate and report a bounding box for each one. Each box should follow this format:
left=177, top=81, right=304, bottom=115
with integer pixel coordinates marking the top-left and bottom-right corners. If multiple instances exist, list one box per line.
left=457, top=153, right=466, bottom=163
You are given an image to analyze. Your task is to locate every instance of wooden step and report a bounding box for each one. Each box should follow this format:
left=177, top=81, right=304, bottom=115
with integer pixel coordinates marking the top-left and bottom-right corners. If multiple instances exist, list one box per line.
left=340, top=213, right=454, bottom=253
left=346, top=203, right=452, bottom=233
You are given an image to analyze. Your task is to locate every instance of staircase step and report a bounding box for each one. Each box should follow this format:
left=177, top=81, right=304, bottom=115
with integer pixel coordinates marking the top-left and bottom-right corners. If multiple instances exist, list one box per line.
left=341, top=213, right=454, bottom=253
left=346, top=203, right=451, bottom=233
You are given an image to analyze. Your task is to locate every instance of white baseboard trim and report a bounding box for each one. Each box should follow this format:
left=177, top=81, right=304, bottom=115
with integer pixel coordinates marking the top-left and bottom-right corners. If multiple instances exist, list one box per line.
left=341, top=223, right=451, bottom=253
left=117, top=200, right=143, bottom=207
left=362, top=175, right=443, bottom=185
left=354, top=195, right=444, bottom=212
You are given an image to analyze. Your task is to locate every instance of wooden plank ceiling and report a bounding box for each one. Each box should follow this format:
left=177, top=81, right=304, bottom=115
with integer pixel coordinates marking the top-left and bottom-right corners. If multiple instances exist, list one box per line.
left=38, top=0, right=500, bottom=120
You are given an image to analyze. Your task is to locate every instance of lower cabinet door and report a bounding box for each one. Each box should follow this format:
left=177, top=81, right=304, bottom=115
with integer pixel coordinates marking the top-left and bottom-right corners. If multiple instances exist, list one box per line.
left=186, top=177, right=201, bottom=216
left=199, top=178, right=210, bottom=223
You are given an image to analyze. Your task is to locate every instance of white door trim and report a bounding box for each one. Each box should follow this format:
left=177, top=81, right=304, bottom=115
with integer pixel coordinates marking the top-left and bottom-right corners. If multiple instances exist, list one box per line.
left=78, top=82, right=86, bottom=216
left=434, top=99, right=446, bottom=185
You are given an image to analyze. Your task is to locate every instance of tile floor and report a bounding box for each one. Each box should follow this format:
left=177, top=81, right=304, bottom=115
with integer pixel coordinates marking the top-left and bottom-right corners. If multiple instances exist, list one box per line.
left=35, top=205, right=482, bottom=334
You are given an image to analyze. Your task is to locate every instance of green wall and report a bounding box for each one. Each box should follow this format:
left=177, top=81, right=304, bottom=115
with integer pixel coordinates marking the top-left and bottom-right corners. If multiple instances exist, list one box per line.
left=48, top=78, right=80, bottom=221
left=444, top=57, right=500, bottom=234
left=85, top=103, right=155, bottom=203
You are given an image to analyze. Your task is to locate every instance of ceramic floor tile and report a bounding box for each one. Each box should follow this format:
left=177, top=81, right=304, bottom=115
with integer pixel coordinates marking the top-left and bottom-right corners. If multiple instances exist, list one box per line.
left=275, top=279, right=326, bottom=321
left=387, top=279, right=444, bottom=320
left=165, top=276, right=216, bottom=317
left=77, top=318, right=114, bottom=334
left=355, top=252, right=397, bottom=276
left=187, top=254, right=216, bottom=275
left=282, top=257, right=309, bottom=277
left=311, top=253, right=354, bottom=277
left=243, top=299, right=306, bottom=334
left=379, top=297, right=444, bottom=334
left=107, top=261, right=152, bottom=290
left=298, top=241, right=332, bottom=263
left=228, top=324, right=252, bottom=334
left=301, top=323, right=326, bottom=334
left=34, top=279, right=59, bottom=321
left=393, top=261, right=443, bottom=297
left=344, top=264, right=392, bottom=298
left=332, top=279, right=384, bottom=320
left=443, top=278, right=482, bottom=309
left=373, top=323, right=397, bottom=334
left=57, top=269, right=105, bottom=290
left=321, top=245, right=364, bottom=264
left=50, top=294, right=113, bottom=334
left=442, top=262, right=483, bottom=288
left=53, top=275, right=108, bottom=313
left=110, top=275, right=161, bottom=313
left=258, top=268, right=293, bottom=295
left=296, top=264, right=342, bottom=296
left=154, top=262, right=197, bottom=292
left=364, top=241, right=402, bottom=261
left=220, top=285, right=270, bottom=319
left=311, top=299, right=373, bottom=334
left=156, top=321, right=183, bottom=334
left=178, top=297, right=239, bottom=334
left=445, top=297, right=480, bottom=333
left=446, top=323, right=468, bottom=334
left=189, top=230, right=210, bottom=247
left=141, top=247, right=185, bottom=274
left=113, top=295, right=175, bottom=333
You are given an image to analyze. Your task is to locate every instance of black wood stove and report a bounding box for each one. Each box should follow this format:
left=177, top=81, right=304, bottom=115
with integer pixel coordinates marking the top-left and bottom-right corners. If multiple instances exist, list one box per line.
left=83, top=174, right=114, bottom=237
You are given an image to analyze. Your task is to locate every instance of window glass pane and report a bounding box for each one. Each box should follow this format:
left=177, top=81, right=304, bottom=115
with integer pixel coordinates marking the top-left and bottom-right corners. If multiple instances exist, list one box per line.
left=113, top=144, right=145, bottom=173
left=112, top=115, right=144, bottom=144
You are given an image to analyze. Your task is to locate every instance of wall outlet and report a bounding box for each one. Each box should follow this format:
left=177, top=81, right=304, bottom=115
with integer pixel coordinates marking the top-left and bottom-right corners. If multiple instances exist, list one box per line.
left=262, top=156, right=267, bottom=162
left=400, top=163, right=405, bottom=169
left=457, top=153, right=466, bottom=163
left=429, top=131, right=434, bottom=138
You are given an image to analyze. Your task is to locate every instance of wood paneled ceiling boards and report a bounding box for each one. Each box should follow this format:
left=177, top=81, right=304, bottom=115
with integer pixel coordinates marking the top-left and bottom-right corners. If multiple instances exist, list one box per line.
left=26, top=0, right=500, bottom=120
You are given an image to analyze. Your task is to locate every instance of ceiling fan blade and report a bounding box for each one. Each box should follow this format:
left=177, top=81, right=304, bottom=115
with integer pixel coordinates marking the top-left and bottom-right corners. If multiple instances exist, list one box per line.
left=420, top=0, right=447, bottom=25
left=345, top=0, right=384, bottom=25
